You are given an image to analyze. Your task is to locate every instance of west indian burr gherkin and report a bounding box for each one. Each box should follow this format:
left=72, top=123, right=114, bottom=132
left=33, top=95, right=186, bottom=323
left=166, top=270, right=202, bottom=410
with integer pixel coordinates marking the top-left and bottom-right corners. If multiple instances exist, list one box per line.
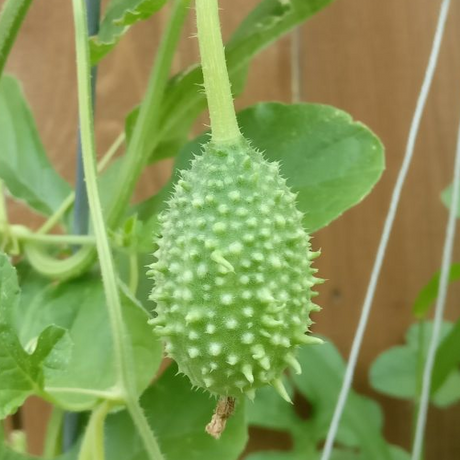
left=148, top=0, right=323, bottom=408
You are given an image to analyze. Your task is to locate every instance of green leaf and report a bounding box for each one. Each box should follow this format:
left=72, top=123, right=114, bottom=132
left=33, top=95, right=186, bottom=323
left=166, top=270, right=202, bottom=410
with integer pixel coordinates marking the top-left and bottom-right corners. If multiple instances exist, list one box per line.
left=0, top=254, right=70, bottom=419
left=125, top=107, right=188, bottom=164
left=412, top=263, right=460, bottom=318
left=12, top=266, right=162, bottom=411
left=105, top=363, right=248, bottom=460
left=0, top=0, right=33, bottom=77
left=135, top=102, right=384, bottom=247
left=0, top=324, right=68, bottom=419
left=432, top=316, right=460, bottom=394
left=244, top=453, right=301, bottom=460
left=370, top=322, right=460, bottom=408
left=89, top=0, right=168, bottom=65
left=0, top=442, right=79, bottom=460
left=388, top=446, right=411, bottom=460
left=369, top=346, right=416, bottom=400
left=294, top=341, right=392, bottom=460
left=441, top=183, right=460, bottom=217
left=246, top=379, right=299, bottom=432
left=149, top=0, right=335, bottom=163
left=0, top=76, right=72, bottom=216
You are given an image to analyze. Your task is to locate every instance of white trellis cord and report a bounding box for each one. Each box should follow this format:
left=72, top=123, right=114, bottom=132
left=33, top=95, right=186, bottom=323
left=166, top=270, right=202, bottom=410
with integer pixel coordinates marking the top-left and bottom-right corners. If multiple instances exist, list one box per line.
left=320, top=1, right=452, bottom=459
left=411, top=89, right=460, bottom=460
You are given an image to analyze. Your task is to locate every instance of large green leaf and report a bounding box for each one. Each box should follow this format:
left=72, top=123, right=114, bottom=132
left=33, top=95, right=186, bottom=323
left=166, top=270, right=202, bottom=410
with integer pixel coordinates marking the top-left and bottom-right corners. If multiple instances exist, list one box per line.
left=144, top=0, right=335, bottom=163
left=134, top=102, right=384, bottom=251
left=0, top=76, right=72, bottom=216
left=412, top=263, right=460, bottom=318
left=294, top=342, right=392, bottom=460
left=89, top=0, right=168, bottom=65
left=370, top=322, right=460, bottom=408
left=0, top=254, right=70, bottom=419
left=105, top=363, right=248, bottom=460
left=11, top=265, right=162, bottom=411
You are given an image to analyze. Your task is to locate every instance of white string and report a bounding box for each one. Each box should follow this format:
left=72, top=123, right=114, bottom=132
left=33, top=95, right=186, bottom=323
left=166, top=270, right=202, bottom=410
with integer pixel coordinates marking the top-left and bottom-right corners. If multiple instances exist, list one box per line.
left=320, top=1, right=451, bottom=458
left=411, top=80, right=460, bottom=460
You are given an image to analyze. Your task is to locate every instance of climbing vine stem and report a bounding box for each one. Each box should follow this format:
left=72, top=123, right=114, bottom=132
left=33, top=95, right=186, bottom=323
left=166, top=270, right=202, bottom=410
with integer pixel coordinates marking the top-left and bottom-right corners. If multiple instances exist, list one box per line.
left=195, top=0, right=241, bottom=144
left=71, top=1, right=164, bottom=459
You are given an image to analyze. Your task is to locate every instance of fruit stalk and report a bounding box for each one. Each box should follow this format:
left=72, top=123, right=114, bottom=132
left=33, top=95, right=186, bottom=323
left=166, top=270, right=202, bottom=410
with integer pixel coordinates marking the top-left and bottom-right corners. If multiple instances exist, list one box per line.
left=196, top=0, right=241, bottom=144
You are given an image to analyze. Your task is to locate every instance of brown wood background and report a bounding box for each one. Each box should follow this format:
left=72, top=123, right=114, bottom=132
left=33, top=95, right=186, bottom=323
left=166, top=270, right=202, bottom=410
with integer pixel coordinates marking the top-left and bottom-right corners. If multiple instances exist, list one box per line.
left=2, top=0, right=460, bottom=458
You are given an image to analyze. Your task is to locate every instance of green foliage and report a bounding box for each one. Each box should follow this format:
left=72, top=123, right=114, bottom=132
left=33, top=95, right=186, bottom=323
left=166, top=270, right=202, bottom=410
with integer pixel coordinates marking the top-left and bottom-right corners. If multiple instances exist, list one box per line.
left=0, top=0, right=33, bottom=77
left=246, top=341, right=408, bottom=460
left=135, top=102, right=384, bottom=251
left=128, top=0, right=336, bottom=163
left=0, top=254, right=71, bottom=419
left=412, top=263, right=460, bottom=317
left=11, top=265, right=162, bottom=411
left=0, top=76, right=72, bottom=216
left=0, top=0, right=395, bottom=458
left=104, top=364, right=248, bottom=460
left=370, top=322, right=460, bottom=408
left=89, top=0, right=168, bottom=65
left=432, top=316, right=460, bottom=394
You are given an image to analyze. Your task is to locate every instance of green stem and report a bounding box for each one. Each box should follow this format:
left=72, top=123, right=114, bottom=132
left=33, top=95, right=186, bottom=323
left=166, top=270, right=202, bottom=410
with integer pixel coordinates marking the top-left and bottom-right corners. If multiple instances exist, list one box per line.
left=71, top=2, right=164, bottom=459
left=129, top=252, right=139, bottom=294
left=105, top=0, right=190, bottom=229
left=6, top=225, right=96, bottom=245
left=27, top=0, right=189, bottom=281
left=0, top=0, right=33, bottom=77
left=72, top=0, right=130, bottom=397
left=126, top=397, right=165, bottom=460
left=38, top=132, right=125, bottom=235
left=43, top=407, right=64, bottom=458
left=77, top=402, right=111, bottom=460
left=196, top=0, right=240, bottom=144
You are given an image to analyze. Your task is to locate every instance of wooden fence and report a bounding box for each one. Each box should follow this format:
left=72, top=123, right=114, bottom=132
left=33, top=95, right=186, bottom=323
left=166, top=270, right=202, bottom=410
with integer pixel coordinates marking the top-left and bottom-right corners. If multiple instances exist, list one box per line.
left=3, top=0, right=460, bottom=457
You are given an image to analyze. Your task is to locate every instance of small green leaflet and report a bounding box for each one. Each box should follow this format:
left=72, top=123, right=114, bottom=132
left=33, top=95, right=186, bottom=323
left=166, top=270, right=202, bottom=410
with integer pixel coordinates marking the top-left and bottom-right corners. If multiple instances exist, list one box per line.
left=0, top=76, right=72, bottom=216
left=89, top=0, right=168, bottom=65
left=0, top=254, right=70, bottom=419
left=412, top=263, right=460, bottom=318
left=370, top=322, right=460, bottom=408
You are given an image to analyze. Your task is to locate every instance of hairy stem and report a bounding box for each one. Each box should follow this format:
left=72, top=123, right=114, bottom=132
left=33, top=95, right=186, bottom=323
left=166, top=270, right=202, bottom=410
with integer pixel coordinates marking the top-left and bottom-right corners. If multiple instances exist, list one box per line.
left=195, top=0, right=240, bottom=144
left=72, top=0, right=129, bottom=390
left=5, top=225, right=96, bottom=245
left=71, top=2, right=164, bottom=459
left=0, top=0, right=33, bottom=77
left=43, top=407, right=64, bottom=458
left=77, top=402, right=111, bottom=460
left=126, top=397, right=165, bottom=460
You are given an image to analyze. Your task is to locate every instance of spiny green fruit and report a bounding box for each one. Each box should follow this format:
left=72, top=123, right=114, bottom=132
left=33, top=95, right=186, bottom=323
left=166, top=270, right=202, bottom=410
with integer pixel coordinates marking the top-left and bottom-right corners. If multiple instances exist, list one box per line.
left=148, top=136, right=322, bottom=401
